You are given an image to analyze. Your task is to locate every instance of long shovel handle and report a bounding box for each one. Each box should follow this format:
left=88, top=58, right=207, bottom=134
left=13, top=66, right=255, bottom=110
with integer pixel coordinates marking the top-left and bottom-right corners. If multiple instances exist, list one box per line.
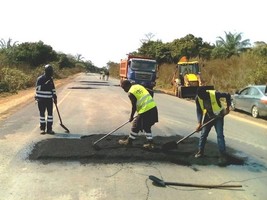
left=149, top=175, right=242, bottom=188
left=176, top=117, right=216, bottom=145
left=54, top=103, right=63, bottom=124
left=93, top=120, right=130, bottom=145
left=165, top=181, right=242, bottom=188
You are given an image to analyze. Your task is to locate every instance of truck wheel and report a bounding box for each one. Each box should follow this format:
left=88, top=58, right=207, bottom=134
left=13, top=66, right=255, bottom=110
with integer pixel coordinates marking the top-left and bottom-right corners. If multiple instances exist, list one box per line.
left=177, top=87, right=182, bottom=98
left=174, top=87, right=178, bottom=97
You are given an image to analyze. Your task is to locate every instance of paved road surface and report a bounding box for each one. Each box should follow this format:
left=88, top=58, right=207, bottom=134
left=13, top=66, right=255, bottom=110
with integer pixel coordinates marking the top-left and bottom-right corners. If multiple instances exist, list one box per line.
left=0, top=73, right=266, bottom=200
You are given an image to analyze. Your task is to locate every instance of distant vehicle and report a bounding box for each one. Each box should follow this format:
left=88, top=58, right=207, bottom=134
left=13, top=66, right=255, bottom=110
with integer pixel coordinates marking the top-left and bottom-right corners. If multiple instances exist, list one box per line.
left=231, top=85, right=267, bottom=118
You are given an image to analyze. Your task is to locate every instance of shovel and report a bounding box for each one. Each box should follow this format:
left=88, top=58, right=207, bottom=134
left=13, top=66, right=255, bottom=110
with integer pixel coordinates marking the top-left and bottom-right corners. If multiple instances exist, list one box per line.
left=92, top=120, right=130, bottom=150
left=161, top=117, right=216, bottom=151
left=149, top=175, right=242, bottom=189
left=90, top=116, right=137, bottom=150
left=54, top=103, right=70, bottom=133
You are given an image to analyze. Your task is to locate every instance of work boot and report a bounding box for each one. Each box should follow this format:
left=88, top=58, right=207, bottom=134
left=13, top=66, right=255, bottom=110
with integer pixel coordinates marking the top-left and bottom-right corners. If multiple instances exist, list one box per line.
left=218, top=153, right=228, bottom=166
left=46, top=130, right=55, bottom=135
left=40, top=127, right=45, bottom=135
left=118, top=137, right=133, bottom=146
left=143, top=140, right=154, bottom=150
left=194, top=150, right=204, bottom=158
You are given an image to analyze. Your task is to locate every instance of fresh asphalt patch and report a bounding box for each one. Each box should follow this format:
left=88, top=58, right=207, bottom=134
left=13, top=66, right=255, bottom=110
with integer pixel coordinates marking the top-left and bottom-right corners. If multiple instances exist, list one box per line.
left=28, top=134, right=246, bottom=167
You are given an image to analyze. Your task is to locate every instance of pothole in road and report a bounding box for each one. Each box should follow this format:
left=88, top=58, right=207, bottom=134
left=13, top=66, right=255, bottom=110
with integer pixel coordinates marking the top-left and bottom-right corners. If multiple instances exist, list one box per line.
left=68, top=87, right=96, bottom=89
left=79, top=80, right=110, bottom=86
left=28, top=135, right=246, bottom=167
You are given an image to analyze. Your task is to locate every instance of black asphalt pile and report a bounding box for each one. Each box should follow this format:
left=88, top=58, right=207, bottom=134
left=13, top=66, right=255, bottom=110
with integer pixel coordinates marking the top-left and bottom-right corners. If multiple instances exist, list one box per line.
left=28, top=134, right=246, bottom=166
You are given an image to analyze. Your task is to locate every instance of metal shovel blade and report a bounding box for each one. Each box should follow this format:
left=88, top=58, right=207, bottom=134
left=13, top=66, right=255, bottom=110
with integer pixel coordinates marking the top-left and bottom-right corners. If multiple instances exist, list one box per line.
left=55, top=103, right=70, bottom=133
left=149, top=175, right=166, bottom=187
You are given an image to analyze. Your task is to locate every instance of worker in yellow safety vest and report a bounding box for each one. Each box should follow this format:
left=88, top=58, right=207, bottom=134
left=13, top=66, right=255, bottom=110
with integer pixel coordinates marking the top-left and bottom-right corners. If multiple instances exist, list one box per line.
left=119, top=80, right=159, bottom=150
left=194, top=87, right=231, bottom=165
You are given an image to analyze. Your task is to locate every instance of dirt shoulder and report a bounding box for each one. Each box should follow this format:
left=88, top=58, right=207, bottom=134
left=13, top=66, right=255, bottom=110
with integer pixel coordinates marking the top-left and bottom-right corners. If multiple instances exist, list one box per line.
left=0, top=75, right=77, bottom=120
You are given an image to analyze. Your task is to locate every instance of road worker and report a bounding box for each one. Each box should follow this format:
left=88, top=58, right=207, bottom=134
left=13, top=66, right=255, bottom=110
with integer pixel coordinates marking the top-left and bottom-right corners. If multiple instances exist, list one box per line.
left=194, top=87, right=231, bottom=165
left=35, top=64, right=57, bottom=134
left=118, top=80, right=158, bottom=150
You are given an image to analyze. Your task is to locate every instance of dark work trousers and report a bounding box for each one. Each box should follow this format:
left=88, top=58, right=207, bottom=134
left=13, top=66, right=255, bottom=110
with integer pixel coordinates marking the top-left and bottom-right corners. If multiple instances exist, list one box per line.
left=38, top=99, right=53, bottom=131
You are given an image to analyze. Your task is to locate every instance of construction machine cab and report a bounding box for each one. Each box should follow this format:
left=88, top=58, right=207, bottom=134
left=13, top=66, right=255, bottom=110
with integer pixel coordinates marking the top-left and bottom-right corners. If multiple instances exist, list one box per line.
left=177, top=61, right=202, bottom=87
left=171, top=57, right=214, bottom=98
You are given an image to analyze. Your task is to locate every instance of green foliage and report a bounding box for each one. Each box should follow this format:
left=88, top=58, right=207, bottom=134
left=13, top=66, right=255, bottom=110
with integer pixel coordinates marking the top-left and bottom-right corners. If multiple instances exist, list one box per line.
left=211, top=32, right=251, bottom=59
left=251, top=42, right=267, bottom=57
left=58, top=54, right=75, bottom=69
left=107, top=61, right=120, bottom=79
left=0, top=38, right=100, bottom=94
left=0, top=67, right=31, bottom=92
left=13, top=41, right=57, bottom=67
left=138, top=34, right=214, bottom=64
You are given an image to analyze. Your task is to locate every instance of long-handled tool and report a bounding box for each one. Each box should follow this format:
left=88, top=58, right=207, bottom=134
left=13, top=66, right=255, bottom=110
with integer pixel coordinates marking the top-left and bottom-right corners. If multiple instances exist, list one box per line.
left=54, top=103, right=70, bottom=133
left=149, top=175, right=242, bottom=189
left=161, top=117, right=216, bottom=151
left=92, top=117, right=136, bottom=150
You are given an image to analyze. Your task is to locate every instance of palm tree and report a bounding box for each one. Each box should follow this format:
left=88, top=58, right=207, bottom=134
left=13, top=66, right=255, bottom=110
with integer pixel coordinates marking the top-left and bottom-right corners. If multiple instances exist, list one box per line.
left=0, top=38, right=18, bottom=49
left=213, top=32, right=251, bottom=58
left=75, top=54, right=84, bottom=62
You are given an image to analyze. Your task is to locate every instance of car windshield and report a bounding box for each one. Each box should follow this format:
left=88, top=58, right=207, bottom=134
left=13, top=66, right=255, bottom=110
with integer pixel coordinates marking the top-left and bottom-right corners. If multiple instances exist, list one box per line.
left=130, top=59, right=157, bottom=72
left=258, top=85, right=267, bottom=95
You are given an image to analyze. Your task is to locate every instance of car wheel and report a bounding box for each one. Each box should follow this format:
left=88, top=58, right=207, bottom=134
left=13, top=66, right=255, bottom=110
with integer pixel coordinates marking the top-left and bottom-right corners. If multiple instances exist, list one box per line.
left=251, top=106, right=259, bottom=118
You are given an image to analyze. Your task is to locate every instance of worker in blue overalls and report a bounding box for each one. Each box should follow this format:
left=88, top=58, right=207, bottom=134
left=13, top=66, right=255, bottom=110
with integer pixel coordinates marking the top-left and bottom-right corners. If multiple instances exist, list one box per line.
left=35, top=64, right=57, bottom=134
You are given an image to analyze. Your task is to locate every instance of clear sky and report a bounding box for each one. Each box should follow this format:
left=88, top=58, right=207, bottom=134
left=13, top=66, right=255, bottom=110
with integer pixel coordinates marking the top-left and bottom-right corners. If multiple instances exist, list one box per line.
left=1, top=0, right=266, bottom=68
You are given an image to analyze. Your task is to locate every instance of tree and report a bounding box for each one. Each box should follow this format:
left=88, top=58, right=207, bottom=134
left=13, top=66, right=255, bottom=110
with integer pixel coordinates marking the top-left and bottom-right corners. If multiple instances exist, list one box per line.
left=75, top=54, right=84, bottom=62
left=212, top=32, right=251, bottom=59
left=251, top=41, right=267, bottom=57
left=140, top=32, right=155, bottom=44
left=0, top=38, right=18, bottom=49
left=0, top=38, right=19, bottom=66
left=170, top=34, right=212, bottom=63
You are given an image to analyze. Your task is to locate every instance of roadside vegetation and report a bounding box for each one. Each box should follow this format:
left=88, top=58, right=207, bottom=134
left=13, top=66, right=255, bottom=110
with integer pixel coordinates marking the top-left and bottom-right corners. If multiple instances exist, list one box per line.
left=1, top=31, right=267, bottom=96
left=108, top=32, right=267, bottom=94
left=0, top=39, right=100, bottom=95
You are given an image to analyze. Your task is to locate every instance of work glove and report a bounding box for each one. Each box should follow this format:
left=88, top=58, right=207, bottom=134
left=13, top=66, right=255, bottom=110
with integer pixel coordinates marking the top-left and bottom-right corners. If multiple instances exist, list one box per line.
left=225, top=107, right=230, bottom=115
left=196, top=123, right=202, bottom=132
left=219, top=108, right=230, bottom=117
left=53, top=97, right=57, bottom=104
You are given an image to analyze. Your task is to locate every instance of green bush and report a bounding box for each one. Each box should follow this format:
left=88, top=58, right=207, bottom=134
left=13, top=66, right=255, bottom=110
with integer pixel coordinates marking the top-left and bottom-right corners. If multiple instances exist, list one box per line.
left=0, top=67, right=31, bottom=92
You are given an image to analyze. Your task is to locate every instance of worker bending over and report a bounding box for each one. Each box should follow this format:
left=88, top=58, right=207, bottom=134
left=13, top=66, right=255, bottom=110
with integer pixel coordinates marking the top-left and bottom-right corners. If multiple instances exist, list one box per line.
left=119, top=80, right=158, bottom=150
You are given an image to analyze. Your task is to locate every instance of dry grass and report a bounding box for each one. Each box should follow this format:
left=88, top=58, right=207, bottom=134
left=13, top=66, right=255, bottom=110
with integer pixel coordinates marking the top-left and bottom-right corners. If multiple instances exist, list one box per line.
left=109, top=55, right=267, bottom=95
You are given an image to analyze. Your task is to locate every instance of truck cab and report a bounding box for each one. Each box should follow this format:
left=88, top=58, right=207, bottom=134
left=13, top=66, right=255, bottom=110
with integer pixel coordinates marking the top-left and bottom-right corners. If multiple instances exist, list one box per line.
left=120, top=55, right=158, bottom=90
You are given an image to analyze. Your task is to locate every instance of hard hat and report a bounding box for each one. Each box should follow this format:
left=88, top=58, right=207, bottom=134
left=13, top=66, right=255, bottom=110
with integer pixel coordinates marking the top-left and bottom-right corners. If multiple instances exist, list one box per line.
left=44, top=64, right=53, bottom=78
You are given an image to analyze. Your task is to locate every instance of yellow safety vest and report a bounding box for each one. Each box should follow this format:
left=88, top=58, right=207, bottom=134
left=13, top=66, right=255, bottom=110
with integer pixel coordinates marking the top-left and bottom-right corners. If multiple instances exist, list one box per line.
left=129, top=84, right=156, bottom=114
left=198, top=90, right=223, bottom=115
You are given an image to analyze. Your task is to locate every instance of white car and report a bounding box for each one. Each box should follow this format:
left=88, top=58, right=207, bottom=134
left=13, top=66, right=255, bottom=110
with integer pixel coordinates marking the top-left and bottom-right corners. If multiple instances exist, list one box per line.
left=231, top=85, right=267, bottom=118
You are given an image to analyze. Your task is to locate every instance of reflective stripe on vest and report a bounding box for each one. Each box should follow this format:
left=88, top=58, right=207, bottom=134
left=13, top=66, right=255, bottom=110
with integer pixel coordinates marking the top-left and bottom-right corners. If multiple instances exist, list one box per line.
left=129, top=84, right=156, bottom=114
left=35, top=87, right=56, bottom=99
left=198, top=90, right=223, bottom=115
